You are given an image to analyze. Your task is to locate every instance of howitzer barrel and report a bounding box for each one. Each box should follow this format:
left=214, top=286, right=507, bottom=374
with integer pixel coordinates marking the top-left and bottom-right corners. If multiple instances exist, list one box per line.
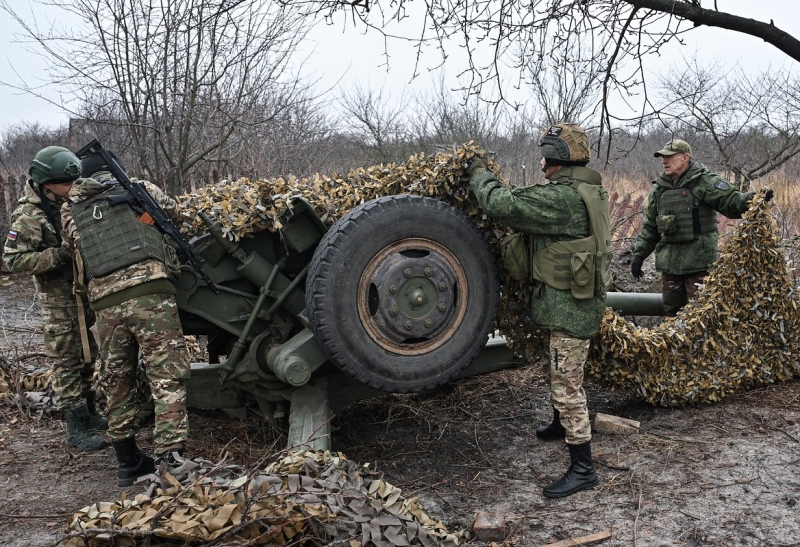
left=605, top=292, right=664, bottom=316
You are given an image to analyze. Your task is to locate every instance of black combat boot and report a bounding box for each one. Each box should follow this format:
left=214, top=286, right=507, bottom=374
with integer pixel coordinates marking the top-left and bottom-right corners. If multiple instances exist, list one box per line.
left=112, top=437, right=155, bottom=487
left=65, top=404, right=109, bottom=451
left=543, top=441, right=600, bottom=498
left=83, top=392, right=109, bottom=431
left=536, top=407, right=566, bottom=441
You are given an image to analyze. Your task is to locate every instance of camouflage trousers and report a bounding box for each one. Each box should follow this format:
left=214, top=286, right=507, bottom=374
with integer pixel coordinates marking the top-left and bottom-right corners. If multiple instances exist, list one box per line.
left=543, top=331, right=591, bottom=445
left=41, top=296, right=98, bottom=411
left=662, top=271, right=707, bottom=316
left=96, top=293, right=190, bottom=454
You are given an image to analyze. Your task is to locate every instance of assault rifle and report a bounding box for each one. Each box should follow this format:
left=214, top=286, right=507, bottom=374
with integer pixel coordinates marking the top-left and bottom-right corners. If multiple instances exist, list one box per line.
left=75, top=138, right=217, bottom=293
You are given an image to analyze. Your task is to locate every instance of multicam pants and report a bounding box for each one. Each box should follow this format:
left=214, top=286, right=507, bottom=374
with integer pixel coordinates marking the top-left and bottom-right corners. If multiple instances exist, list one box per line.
left=544, top=330, right=591, bottom=445
left=96, top=293, right=190, bottom=454
left=40, top=294, right=98, bottom=411
left=662, top=271, right=707, bottom=316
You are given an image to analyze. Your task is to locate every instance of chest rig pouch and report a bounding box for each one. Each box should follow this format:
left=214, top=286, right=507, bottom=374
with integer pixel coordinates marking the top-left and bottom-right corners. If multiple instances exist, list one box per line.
left=530, top=171, right=613, bottom=300
left=500, top=232, right=532, bottom=282
left=657, top=185, right=717, bottom=243
left=71, top=185, right=167, bottom=278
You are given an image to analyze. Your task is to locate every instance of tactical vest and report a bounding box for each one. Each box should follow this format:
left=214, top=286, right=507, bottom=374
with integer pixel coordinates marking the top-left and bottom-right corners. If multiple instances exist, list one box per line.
left=656, top=184, right=717, bottom=243
left=530, top=169, right=613, bottom=299
left=71, top=185, right=167, bottom=278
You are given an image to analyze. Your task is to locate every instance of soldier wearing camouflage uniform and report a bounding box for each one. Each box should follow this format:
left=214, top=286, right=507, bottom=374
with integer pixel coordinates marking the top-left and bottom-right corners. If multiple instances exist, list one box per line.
left=62, top=151, right=190, bottom=487
left=2, top=146, right=107, bottom=451
left=631, top=139, right=770, bottom=315
left=463, top=123, right=611, bottom=498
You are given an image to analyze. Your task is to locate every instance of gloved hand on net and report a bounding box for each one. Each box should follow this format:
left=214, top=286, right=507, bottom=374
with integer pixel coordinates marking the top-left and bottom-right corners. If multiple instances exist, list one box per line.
left=764, top=188, right=774, bottom=202
left=631, top=255, right=645, bottom=279
left=461, top=155, right=487, bottom=181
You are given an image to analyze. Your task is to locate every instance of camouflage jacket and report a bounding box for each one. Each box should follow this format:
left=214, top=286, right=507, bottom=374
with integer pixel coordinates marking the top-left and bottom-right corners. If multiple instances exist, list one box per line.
left=634, top=161, right=754, bottom=275
left=470, top=166, right=607, bottom=339
left=3, top=180, right=75, bottom=304
left=61, top=172, right=179, bottom=309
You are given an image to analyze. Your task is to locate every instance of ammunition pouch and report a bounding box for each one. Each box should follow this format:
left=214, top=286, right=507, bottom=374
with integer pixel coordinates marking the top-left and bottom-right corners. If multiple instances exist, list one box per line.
left=500, top=232, right=531, bottom=282
left=656, top=214, right=677, bottom=235
left=532, top=236, right=598, bottom=300
left=162, top=235, right=182, bottom=280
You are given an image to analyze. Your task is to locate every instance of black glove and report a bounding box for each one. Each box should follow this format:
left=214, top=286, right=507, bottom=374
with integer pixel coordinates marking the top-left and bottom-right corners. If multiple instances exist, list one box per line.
left=463, top=155, right=487, bottom=179
left=631, top=255, right=644, bottom=279
left=764, top=188, right=774, bottom=202
left=56, top=246, right=72, bottom=264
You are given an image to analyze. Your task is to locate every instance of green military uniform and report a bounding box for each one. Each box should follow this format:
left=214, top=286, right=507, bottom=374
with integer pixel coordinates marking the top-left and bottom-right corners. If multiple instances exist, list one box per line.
left=467, top=126, right=608, bottom=499
left=62, top=173, right=190, bottom=458
left=3, top=181, right=98, bottom=412
left=634, top=161, right=753, bottom=314
left=469, top=165, right=608, bottom=444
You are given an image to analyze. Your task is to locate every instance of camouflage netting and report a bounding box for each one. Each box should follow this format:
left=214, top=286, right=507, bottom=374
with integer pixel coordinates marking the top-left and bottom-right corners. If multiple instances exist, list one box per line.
left=177, top=145, right=799, bottom=406
left=587, top=191, right=800, bottom=405
left=65, top=450, right=464, bottom=547
left=0, top=355, right=53, bottom=406
left=176, top=144, right=543, bottom=359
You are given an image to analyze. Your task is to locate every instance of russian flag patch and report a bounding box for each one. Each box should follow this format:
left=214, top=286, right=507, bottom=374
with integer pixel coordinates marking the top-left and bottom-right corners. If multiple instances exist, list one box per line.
left=6, top=230, right=17, bottom=241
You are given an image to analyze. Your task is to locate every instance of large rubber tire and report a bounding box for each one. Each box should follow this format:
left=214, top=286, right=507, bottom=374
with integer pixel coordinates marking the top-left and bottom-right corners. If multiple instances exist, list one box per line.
left=306, top=195, right=500, bottom=393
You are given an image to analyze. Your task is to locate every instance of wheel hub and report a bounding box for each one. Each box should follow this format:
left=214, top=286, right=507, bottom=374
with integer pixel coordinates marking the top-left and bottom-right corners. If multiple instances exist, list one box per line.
left=357, top=238, right=468, bottom=355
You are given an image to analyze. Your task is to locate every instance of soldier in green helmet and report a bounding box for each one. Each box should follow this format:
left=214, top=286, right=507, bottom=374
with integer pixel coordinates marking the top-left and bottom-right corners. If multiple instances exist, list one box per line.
left=461, top=123, right=611, bottom=498
left=2, top=146, right=108, bottom=451
left=61, top=149, right=190, bottom=487
left=631, top=139, right=772, bottom=315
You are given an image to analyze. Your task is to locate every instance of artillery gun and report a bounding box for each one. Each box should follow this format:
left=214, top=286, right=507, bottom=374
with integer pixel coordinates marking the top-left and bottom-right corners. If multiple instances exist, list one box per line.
left=178, top=194, right=509, bottom=451
left=177, top=194, right=661, bottom=451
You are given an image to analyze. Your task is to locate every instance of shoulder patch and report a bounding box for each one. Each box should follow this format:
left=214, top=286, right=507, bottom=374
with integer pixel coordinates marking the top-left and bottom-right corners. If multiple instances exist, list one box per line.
left=714, top=180, right=731, bottom=191
left=5, top=230, right=18, bottom=249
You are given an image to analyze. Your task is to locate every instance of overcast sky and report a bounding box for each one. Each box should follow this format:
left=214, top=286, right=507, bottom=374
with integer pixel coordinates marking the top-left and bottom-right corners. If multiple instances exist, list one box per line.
left=0, top=0, right=798, bottom=130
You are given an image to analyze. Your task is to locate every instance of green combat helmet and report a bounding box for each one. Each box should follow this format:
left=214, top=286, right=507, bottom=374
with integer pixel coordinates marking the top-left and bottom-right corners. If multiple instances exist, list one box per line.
left=29, top=146, right=82, bottom=185
left=539, top=123, right=591, bottom=165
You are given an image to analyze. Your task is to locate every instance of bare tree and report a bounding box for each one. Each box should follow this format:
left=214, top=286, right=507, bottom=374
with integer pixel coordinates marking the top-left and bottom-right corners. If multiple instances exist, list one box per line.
left=2, top=0, right=310, bottom=194
left=656, top=63, right=800, bottom=187
left=519, top=22, right=604, bottom=128
left=408, top=75, right=506, bottom=147
left=0, top=122, right=69, bottom=235
left=337, top=83, right=412, bottom=164
left=286, top=0, right=799, bottom=153
left=224, top=90, right=338, bottom=180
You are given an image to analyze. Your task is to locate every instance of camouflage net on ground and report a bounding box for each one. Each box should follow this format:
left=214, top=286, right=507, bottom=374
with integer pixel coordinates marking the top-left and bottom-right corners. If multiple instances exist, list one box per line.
left=178, top=146, right=799, bottom=406
left=0, top=355, right=53, bottom=406
left=65, top=450, right=463, bottom=547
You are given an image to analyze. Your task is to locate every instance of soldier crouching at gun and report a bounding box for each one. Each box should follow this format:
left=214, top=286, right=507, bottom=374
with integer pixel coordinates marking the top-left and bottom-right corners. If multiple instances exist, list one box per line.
left=61, top=141, right=191, bottom=487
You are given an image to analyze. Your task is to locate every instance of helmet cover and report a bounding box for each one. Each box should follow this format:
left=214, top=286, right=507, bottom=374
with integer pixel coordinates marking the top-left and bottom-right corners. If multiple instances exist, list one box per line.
left=539, top=123, right=590, bottom=164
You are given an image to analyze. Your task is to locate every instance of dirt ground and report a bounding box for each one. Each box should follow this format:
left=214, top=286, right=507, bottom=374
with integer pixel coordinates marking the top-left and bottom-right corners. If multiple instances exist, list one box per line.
left=2, top=260, right=800, bottom=547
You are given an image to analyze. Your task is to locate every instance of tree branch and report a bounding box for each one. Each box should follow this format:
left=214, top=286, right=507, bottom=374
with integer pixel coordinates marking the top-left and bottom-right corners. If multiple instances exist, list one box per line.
left=625, top=0, right=800, bottom=62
